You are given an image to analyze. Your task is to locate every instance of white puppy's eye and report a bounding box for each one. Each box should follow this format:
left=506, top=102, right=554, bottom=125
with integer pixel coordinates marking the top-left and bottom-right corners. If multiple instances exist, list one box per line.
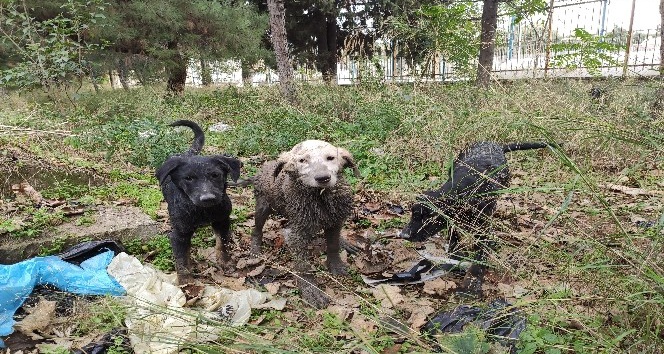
left=299, top=158, right=305, bottom=163
left=326, top=156, right=335, bottom=161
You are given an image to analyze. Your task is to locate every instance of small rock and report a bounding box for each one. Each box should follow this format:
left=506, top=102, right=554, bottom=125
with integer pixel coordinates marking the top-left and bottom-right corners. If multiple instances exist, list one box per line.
left=209, top=122, right=232, bottom=132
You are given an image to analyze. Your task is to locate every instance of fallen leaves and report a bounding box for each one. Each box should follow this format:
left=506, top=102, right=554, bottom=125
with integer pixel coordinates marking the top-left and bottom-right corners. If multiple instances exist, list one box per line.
left=11, top=182, right=43, bottom=205
left=422, top=278, right=457, bottom=296
left=371, top=285, right=404, bottom=309
left=15, top=299, right=57, bottom=339
left=599, top=183, right=664, bottom=197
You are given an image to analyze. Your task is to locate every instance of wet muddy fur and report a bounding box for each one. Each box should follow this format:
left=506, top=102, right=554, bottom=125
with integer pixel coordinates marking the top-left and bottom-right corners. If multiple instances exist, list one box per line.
left=400, top=141, right=553, bottom=296
left=156, top=120, right=242, bottom=284
left=250, top=141, right=360, bottom=308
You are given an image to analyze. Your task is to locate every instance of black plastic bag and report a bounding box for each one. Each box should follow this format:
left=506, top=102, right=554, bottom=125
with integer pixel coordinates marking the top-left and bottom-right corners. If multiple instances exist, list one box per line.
left=423, top=298, right=526, bottom=353
left=59, top=240, right=125, bottom=266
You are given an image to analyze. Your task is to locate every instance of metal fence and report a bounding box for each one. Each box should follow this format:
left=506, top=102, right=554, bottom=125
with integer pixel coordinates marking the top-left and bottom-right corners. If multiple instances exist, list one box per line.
left=336, top=0, right=661, bottom=84
left=185, top=0, right=661, bottom=87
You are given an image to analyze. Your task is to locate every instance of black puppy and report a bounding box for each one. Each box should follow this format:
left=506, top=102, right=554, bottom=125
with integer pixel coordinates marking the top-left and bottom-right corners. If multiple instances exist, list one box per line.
left=156, top=120, right=242, bottom=285
left=399, top=141, right=553, bottom=295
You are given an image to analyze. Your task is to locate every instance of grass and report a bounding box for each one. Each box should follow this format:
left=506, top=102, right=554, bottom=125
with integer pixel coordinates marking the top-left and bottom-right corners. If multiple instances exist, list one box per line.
left=0, top=78, right=662, bottom=353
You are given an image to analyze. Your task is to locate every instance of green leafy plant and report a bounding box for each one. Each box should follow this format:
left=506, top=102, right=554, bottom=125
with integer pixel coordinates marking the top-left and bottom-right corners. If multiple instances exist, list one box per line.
left=8, top=207, right=66, bottom=239
left=124, top=235, right=173, bottom=271
left=42, top=180, right=91, bottom=200
left=550, top=28, right=624, bottom=76
left=386, top=2, right=480, bottom=78
left=75, top=297, right=127, bottom=335
left=74, top=212, right=95, bottom=226
left=434, top=327, right=491, bottom=354
left=0, top=0, right=108, bottom=89
left=38, top=236, right=68, bottom=255
left=39, top=346, right=71, bottom=354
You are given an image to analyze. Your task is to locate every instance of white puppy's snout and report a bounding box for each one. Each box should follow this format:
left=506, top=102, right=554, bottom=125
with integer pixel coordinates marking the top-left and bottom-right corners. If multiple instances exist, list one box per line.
left=315, top=174, right=331, bottom=184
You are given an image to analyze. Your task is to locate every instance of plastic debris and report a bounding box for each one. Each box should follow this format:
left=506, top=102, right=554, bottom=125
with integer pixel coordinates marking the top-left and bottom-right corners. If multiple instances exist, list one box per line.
left=72, top=328, right=131, bottom=354
left=423, top=298, right=526, bottom=353
left=59, top=240, right=125, bottom=266
left=107, top=252, right=286, bottom=354
left=361, top=258, right=471, bottom=286
left=0, top=250, right=125, bottom=347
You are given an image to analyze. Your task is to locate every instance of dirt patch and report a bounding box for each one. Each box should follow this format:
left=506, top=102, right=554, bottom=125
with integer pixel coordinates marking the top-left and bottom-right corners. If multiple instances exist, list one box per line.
left=0, top=146, right=105, bottom=199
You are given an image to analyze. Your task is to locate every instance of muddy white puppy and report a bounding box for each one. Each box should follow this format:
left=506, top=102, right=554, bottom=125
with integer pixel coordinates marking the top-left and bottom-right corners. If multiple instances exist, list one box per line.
left=251, top=140, right=360, bottom=307
left=252, top=140, right=360, bottom=272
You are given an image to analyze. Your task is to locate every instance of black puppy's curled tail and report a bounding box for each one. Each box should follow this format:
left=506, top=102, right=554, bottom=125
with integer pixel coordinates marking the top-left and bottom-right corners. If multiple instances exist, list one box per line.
left=502, top=142, right=558, bottom=153
left=170, top=120, right=205, bottom=155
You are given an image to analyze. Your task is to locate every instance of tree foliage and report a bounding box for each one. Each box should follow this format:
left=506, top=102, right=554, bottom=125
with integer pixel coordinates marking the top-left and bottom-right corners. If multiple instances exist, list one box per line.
left=387, top=2, right=480, bottom=77
left=105, top=0, right=270, bottom=93
left=550, top=28, right=624, bottom=77
left=0, top=0, right=107, bottom=89
left=0, top=0, right=270, bottom=93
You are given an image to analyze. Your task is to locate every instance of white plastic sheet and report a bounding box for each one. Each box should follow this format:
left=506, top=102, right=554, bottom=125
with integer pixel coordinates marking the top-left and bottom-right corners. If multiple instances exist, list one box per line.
left=107, top=252, right=285, bottom=354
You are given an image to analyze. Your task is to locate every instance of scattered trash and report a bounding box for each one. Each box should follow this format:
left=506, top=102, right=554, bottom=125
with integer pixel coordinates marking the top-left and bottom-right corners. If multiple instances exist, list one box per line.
left=635, top=220, right=658, bottom=229
left=386, top=204, right=405, bottom=215
left=423, top=298, right=526, bottom=353
left=59, top=240, right=126, bottom=266
left=107, top=252, right=286, bottom=354
left=72, top=328, right=131, bottom=354
left=138, top=130, right=157, bottom=139
left=0, top=250, right=125, bottom=348
left=209, top=122, right=232, bottom=132
left=361, top=258, right=471, bottom=286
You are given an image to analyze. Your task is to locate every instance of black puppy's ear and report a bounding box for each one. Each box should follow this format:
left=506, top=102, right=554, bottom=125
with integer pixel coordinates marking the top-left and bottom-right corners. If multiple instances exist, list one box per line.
left=213, top=156, right=242, bottom=182
left=156, top=157, right=183, bottom=185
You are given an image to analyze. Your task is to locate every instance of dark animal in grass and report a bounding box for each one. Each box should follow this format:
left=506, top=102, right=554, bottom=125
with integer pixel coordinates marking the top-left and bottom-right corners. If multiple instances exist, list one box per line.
left=156, top=120, right=242, bottom=285
left=251, top=140, right=360, bottom=308
left=399, top=141, right=554, bottom=297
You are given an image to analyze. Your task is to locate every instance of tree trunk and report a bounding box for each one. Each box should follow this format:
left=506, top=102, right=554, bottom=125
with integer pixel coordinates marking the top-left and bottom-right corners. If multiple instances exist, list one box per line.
left=267, top=0, right=297, bottom=103
left=660, top=0, right=664, bottom=77
left=200, top=58, right=212, bottom=86
left=476, top=0, right=499, bottom=88
left=108, top=70, right=115, bottom=89
left=166, top=41, right=187, bottom=95
left=89, top=64, right=100, bottom=93
left=319, top=15, right=338, bottom=84
left=116, top=58, right=130, bottom=91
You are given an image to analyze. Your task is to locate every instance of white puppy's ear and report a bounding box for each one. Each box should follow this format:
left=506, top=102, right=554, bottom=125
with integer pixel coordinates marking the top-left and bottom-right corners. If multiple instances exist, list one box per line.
left=274, top=151, right=295, bottom=178
left=338, top=148, right=361, bottom=178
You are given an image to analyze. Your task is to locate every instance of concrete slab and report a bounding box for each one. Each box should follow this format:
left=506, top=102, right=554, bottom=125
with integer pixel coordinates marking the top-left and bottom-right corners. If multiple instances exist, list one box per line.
left=0, top=205, right=159, bottom=264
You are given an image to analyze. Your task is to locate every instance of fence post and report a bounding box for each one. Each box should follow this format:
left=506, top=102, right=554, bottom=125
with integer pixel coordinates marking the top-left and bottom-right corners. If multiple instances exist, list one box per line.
left=392, top=40, right=397, bottom=83
left=508, top=15, right=515, bottom=60
left=544, top=0, right=555, bottom=78
left=623, top=0, right=637, bottom=77
left=599, top=0, right=608, bottom=37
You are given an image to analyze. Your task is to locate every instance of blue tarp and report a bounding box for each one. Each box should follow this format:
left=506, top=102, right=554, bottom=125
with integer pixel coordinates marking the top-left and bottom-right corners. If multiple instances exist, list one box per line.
left=0, top=250, right=126, bottom=346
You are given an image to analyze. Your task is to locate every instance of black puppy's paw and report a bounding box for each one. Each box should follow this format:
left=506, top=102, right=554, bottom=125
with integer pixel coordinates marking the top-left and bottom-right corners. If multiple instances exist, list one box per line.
left=326, top=258, right=349, bottom=276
